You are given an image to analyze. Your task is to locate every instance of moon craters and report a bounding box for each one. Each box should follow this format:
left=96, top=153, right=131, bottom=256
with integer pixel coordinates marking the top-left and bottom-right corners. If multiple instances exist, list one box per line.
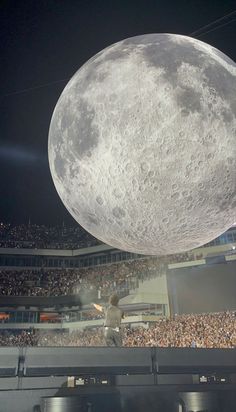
left=96, top=196, right=104, bottom=205
left=112, top=207, right=126, bottom=219
left=48, top=33, right=236, bottom=255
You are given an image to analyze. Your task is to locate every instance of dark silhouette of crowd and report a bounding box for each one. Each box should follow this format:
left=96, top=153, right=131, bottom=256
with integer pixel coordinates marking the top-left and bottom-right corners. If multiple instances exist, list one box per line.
left=0, top=236, right=206, bottom=298
left=0, top=329, right=37, bottom=347
left=0, top=222, right=211, bottom=256
left=0, top=256, right=164, bottom=297
left=0, top=222, right=101, bottom=249
left=0, top=312, right=234, bottom=348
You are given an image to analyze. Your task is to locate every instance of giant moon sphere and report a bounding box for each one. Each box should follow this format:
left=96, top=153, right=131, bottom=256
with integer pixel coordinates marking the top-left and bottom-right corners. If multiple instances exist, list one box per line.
left=48, top=34, right=236, bottom=255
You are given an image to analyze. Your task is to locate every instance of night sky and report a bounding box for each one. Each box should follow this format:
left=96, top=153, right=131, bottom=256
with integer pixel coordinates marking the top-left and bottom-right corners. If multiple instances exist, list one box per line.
left=1, top=0, right=236, bottom=226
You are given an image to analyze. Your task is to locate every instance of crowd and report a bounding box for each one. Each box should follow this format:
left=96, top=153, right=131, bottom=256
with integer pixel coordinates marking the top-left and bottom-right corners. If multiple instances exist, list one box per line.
left=0, top=222, right=100, bottom=249
left=81, top=310, right=104, bottom=321
left=0, top=257, right=165, bottom=297
left=0, top=329, right=37, bottom=347
left=123, top=311, right=236, bottom=348
left=0, top=312, right=235, bottom=348
left=0, top=222, right=218, bottom=256
left=0, top=248, right=206, bottom=298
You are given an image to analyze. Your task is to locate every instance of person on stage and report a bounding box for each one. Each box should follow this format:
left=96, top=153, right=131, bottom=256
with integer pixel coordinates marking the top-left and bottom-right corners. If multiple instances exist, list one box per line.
left=93, top=294, right=124, bottom=346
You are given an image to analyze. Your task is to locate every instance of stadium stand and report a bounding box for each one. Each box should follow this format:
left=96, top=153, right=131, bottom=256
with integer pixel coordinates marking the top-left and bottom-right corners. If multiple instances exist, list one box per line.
left=0, top=312, right=235, bottom=348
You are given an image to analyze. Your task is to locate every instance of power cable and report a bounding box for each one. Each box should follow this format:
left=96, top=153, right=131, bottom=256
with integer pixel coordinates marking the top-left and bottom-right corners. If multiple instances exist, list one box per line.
left=1, top=78, right=69, bottom=97
left=192, top=17, right=236, bottom=38
left=190, top=8, right=236, bottom=36
left=1, top=9, right=236, bottom=98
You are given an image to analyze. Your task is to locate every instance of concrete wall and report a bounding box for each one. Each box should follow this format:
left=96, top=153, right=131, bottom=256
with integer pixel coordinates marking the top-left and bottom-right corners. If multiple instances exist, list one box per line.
left=120, top=274, right=170, bottom=315
left=191, top=242, right=236, bottom=259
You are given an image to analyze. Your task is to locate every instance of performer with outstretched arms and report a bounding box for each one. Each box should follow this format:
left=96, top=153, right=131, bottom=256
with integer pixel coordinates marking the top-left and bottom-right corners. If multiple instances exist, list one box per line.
left=93, top=294, right=124, bottom=346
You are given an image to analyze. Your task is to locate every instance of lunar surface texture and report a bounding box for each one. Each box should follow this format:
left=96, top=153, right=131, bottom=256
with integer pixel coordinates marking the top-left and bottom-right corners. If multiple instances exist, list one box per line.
left=48, top=33, right=236, bottom=255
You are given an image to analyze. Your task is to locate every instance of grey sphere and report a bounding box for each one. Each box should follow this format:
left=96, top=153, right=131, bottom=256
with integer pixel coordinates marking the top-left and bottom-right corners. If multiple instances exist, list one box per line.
left=48, top=34, right=236, bottom=255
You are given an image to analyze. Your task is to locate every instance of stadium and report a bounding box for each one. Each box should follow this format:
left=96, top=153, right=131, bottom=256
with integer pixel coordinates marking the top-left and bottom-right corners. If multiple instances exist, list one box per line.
left=0, top=222, right=235, bottom=411
left=1, top=1, right=236, bottom=411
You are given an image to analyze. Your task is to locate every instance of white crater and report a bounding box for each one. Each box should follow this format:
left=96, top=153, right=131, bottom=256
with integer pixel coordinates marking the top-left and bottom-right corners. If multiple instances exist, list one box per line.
left=48, top=33, right=236, bottom=255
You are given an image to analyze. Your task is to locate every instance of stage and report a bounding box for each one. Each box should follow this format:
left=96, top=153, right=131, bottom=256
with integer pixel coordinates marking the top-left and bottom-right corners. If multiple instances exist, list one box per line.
left=0, top=347, right=235, bottom=411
